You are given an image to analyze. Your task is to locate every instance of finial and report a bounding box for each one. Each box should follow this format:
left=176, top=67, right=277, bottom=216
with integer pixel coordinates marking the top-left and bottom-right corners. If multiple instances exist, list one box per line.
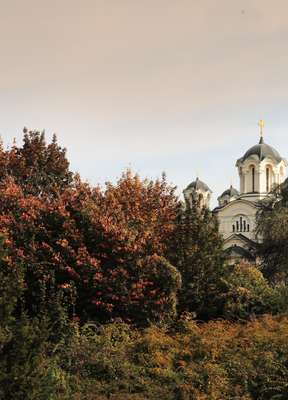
left=258, top=119, right=265, bottom=140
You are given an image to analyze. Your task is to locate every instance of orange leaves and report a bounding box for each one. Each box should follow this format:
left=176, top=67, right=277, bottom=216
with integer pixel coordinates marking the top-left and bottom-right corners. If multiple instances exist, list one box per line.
left=20, top=212, right=30, bottom=222
left=0, top=179, right=23, bottom=199
left=41, top=242, right=51, bottom=250
left=52, top=253, right=61, bottom=263
left=91, top=299, right=114, bottom=313
left=56, top=238, right=69, bottom=248
left=0, top=159, right=180, bottom=324
left=90, top=171, right=180, bottom=289
left=58, top=283, right=71, bottom=289
left=93, top=272, right=103, bottom=282
left=3, top=238, right=12, bottom=246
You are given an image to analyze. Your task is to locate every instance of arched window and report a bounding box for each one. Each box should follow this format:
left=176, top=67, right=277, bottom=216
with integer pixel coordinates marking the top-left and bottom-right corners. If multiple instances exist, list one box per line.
left=252, top=167, right=255, bottom=192
left=249, top=165, right=255, bottom=192
left=232, top=216, right=250, bottom=234
left=198, top=193, right=204, bottom=207
left=266, top=167, right=270, bottom=192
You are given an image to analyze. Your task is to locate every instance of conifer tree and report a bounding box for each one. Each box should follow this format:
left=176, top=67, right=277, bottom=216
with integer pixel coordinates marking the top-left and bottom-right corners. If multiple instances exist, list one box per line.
left=4, top=129, right=73, bottom=197
left=171, top=198, right=226, bottom=319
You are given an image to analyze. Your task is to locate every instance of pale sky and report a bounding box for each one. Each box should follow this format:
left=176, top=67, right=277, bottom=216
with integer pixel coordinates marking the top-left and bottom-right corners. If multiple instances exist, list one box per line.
left=0, top=0, right=288, bottom=206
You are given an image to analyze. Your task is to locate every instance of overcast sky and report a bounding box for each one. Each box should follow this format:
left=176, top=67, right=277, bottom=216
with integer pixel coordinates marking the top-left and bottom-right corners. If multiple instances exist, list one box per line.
left=0, top=0, right=288, bottom=206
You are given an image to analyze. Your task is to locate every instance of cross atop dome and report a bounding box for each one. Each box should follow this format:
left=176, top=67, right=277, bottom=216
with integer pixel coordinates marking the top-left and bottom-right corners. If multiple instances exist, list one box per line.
left=258, top=119, right=265, bottom=143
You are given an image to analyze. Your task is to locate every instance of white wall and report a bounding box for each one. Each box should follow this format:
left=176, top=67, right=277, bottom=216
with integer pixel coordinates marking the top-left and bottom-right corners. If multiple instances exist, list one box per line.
left=215, top=200, right=258, bottom=241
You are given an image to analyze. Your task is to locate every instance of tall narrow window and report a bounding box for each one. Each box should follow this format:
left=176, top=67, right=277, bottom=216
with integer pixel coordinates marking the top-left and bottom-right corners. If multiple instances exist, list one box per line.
left=236, top=221, right=239, bottom=232
left=240, top=216, right=243, bottom=232
left=266, top=167, right=270, bottom=192
left=243, top=220, right=246, bottom=232
left=252, top=167, right=255, bottom=192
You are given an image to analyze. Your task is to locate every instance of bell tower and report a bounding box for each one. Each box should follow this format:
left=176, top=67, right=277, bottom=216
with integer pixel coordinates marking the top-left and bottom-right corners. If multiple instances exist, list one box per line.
left=236, top=121, right=287, bottom=201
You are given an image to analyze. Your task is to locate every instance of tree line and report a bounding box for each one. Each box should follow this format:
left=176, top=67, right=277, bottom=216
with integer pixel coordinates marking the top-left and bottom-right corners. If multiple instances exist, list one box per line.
left=1, top=130, right=288, bottom=399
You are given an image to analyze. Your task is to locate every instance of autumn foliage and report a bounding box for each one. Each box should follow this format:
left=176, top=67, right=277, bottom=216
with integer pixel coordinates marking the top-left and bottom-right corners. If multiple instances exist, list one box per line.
left=0, top=131, right=182, bottom=324
left=1, top=129, right=288, bottom=399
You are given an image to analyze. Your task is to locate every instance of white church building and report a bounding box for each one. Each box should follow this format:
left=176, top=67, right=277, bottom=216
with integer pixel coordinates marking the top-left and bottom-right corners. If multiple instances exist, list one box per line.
left=183, top=122, right=287, bottom=262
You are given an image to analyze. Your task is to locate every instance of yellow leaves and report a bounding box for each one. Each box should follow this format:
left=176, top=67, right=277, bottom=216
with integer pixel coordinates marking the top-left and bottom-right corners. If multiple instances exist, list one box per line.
left=139, top=327, right=176, bottom=354
left=56, top=238, right=69, bottom=248
left=58, top=283, right=71, bottom=289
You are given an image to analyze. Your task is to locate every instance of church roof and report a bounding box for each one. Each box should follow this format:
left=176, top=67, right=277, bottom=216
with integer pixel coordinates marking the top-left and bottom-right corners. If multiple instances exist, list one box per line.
left=224, top=245, right=255, bottom=260
left=238, top=137, right=283, bottom=164
left=224, top=233, right=257, bottom=248
left=213, top=197, right=259, bottom=213
left=185, top=177, right=211, bottom=193
left=219, top=185, right=239, bottom=198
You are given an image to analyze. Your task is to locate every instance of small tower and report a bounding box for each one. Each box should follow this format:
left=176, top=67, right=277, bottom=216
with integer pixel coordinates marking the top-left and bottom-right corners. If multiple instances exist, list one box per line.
left=183, top=177, right=212, bottom=208
left=218, top=185, right=239, bottom=207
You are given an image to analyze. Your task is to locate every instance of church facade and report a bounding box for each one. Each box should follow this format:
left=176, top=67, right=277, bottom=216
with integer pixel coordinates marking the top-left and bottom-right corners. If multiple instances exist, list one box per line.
left=183, top=124, right=287, bottom=262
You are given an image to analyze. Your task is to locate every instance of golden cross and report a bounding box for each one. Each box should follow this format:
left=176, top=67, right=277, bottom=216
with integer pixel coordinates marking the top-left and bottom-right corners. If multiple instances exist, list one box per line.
left=258, top=119, right=265, bottom=138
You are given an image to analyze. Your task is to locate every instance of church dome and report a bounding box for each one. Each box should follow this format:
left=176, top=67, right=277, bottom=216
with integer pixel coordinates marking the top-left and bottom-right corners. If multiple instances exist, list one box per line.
left=183, top=177, right=212, bottom=209
left=217, top=185, right=239, bottom=207
left=239, top=137, right=282, bottom=163
left=219, top=186, right=239, bottom=198
left=185, top=177, right=211, bottom=193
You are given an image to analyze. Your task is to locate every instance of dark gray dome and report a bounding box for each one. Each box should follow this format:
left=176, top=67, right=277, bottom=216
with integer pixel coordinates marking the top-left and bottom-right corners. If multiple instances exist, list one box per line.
left=220, top=185, right=239, bottom=198
left=240, top=137, right=282, bottom=163
left=185, top=177, right=211, bottom=193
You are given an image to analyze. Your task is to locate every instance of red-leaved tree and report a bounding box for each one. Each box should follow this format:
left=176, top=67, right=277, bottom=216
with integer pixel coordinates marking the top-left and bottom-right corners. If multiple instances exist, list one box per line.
left=0, top=133, right=181, bottom=324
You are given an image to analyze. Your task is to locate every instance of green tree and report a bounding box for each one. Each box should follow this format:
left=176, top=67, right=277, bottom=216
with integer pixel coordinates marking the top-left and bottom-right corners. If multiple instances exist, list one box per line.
left=221, top=262, right=275, bottom=320
left=0, top=236, right=23, bottom=353
left=125, top=255, right=181, bottom=325
left=256, top=178, right=288, bottom=284
left=171, top=199, right=226, bottom=319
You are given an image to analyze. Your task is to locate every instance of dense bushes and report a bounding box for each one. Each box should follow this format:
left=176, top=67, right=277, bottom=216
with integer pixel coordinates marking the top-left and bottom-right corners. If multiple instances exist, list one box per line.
left=3, top=310, right=288, bottom=399
left=0, top=236, right=72, bottom=400
left=221, top=262, right=275, bottom=319
left=3, top=315, right=287, bottom=400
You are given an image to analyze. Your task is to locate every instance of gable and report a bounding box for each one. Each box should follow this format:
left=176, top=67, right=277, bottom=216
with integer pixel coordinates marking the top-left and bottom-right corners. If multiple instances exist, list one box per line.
left=224, top=233, right=257, bottom=250
left=214, top=198, right=258, bottom=218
